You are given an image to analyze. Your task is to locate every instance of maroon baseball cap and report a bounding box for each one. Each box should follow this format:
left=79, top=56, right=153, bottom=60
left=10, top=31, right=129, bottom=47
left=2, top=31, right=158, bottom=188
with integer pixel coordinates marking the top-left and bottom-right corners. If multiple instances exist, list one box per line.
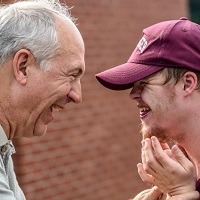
left=95, top=17, right=200, bottom=90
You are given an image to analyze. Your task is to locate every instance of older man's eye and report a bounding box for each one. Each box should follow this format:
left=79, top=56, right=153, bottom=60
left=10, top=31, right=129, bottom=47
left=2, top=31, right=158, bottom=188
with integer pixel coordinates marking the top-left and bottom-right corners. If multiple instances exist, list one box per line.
left=70, top=74, right=78, bottom=78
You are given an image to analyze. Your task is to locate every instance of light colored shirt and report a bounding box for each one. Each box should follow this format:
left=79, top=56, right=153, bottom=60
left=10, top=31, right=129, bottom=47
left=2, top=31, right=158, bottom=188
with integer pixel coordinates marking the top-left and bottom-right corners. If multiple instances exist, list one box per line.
left=0, top=125, right=26, bottom=200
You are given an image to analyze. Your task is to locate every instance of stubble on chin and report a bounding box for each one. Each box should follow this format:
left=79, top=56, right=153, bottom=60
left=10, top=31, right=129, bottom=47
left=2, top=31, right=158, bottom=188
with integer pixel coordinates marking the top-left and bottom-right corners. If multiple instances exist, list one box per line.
left=140, top=122, right=169, bottom=143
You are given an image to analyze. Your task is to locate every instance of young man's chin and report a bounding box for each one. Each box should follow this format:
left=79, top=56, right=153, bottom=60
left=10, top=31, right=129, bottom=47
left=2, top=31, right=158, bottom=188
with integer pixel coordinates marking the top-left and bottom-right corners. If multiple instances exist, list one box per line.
left=141, top=124, right=168, bottom=142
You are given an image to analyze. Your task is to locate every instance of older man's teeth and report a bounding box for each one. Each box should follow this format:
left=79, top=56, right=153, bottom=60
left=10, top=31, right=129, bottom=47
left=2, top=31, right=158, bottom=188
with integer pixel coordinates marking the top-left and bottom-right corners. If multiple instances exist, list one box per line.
left=51, top=105, right=62, bottom=112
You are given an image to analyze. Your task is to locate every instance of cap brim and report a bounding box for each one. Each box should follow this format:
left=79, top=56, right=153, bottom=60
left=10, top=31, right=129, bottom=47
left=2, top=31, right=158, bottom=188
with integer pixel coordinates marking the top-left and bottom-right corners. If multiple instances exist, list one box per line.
left=95, top=62, right=164, bottom=90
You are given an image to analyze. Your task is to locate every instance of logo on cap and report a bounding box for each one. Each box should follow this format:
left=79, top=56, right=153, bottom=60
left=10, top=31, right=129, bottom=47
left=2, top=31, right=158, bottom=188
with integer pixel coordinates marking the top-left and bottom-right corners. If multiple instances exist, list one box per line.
left=137, top=36, right=147, bottom=53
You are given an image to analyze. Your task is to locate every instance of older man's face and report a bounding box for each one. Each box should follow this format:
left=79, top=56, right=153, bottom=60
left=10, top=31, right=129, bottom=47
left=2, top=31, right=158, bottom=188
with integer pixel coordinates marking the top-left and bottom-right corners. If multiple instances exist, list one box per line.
left=32, top=20, right=85, bottom=137
left=12, top=19, right=85, bottom=138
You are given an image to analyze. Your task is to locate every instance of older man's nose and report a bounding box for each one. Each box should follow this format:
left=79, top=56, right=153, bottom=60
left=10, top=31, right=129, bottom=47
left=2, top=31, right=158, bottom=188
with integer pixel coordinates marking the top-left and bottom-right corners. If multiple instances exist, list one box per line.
left=68, top=86, right=82, bottom=103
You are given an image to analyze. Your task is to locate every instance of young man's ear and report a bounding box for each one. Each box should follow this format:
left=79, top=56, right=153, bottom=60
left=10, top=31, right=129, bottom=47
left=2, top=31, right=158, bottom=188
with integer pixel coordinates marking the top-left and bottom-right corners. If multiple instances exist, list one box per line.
left=12, top=49, right=35, bottom=85
left=182, top=71, right=198, bottom=95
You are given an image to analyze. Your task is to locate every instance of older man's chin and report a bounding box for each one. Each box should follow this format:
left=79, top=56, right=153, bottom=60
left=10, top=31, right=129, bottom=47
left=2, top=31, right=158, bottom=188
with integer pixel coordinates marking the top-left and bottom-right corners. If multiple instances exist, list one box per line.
left=30, top=124, right=48, bottom=138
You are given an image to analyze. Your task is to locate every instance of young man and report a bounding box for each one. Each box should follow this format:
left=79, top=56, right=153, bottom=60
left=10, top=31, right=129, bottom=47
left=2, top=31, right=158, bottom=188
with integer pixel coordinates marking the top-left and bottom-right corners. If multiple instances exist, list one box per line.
left=96, top=17, right=200, bottom=199
left=0, top=0, right=85, bottom=199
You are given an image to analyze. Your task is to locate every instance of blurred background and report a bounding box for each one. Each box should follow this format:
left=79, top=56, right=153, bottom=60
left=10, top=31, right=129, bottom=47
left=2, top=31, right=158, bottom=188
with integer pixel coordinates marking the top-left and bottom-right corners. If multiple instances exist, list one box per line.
left=1, top=0, right=199, bottom=199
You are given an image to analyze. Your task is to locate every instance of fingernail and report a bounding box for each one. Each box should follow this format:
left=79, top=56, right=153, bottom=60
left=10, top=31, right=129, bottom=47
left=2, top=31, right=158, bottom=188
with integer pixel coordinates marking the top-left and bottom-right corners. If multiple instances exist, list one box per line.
left=173, top=145, right=179, bottom=152
left=151, top=136, right=156, bottom=142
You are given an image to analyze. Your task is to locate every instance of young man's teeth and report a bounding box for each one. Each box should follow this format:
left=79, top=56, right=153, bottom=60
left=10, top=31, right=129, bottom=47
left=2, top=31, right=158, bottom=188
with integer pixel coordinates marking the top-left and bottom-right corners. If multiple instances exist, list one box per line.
left=143, top=107, right=150, bottom=112
left=140, top=107, right=150, bottom=112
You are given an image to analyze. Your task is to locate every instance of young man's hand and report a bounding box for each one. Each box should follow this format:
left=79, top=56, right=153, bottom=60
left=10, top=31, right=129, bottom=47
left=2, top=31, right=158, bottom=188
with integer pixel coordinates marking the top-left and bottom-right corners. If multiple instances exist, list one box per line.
left=131, top=187, right=199, bottom=200
left=137, top=136, right=197, bottom=197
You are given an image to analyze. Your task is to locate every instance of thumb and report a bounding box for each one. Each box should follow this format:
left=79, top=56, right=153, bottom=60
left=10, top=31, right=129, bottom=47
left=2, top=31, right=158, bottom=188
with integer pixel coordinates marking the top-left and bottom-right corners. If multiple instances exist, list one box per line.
left=146, top=186, right=163, bottom=199
left=133, top=186, right=163, bottom=200
left=171, top=145, right=191, bottom=167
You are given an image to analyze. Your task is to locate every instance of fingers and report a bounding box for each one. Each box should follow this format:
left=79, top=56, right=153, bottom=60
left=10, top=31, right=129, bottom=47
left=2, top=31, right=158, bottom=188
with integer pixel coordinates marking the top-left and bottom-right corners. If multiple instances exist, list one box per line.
left=160, top=142, right=170, bottom=151
left=151, top=136, right=173, bottom=166
left=140, top=136, right=197, bottom=197
left=137, top=163, right=154, bottom=185
left=177, top=145, right=188, bottom=157
left=171, top=145, right=194, bottom=171
left=149, top=137, right=180, bottom=169
left=143, top=137, right=193, bottom=178
left=160, top=142, right=173, bottom=158
left=141, top=138, right=163, bottom=176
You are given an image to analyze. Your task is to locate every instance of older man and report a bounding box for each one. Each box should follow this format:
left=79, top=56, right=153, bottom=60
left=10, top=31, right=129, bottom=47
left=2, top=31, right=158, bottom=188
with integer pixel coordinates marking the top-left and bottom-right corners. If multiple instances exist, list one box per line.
left=0, top=0, right=85, bottom=199
left=96, top=17, right=200, bottom=199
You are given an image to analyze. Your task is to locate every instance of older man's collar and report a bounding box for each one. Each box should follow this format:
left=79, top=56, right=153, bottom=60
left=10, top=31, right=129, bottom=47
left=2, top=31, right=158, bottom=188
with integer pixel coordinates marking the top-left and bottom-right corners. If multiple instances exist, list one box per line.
left=0, top=125, right=9, bottom=146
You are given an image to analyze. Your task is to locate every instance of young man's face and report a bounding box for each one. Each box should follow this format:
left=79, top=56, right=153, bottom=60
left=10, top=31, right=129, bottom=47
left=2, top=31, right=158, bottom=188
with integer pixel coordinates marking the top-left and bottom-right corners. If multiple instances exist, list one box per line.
left=129, top=69, right=183, bottom=142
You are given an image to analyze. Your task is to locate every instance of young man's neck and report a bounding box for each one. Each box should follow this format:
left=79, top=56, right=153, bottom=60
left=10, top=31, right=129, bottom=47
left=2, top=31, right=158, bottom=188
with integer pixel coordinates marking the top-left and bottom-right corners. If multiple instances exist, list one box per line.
left=177, top=127, right=200, bottom=179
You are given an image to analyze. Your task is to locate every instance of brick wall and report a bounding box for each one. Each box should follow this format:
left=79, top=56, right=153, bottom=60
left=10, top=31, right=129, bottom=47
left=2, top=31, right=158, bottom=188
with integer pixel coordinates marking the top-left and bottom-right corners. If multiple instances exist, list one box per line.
left=6, top=0, right=189, bottom=199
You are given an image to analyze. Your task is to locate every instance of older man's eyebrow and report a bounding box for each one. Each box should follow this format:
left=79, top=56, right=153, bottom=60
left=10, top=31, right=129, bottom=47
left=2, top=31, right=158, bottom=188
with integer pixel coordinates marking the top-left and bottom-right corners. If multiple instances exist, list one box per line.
left=69, top=67, right=84, bottom=75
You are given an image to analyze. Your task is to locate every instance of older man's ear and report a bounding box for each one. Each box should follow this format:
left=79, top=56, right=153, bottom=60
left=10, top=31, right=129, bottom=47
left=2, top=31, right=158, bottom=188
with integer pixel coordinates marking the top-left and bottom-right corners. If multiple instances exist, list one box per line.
left=12, top=49, right=36, bottom=85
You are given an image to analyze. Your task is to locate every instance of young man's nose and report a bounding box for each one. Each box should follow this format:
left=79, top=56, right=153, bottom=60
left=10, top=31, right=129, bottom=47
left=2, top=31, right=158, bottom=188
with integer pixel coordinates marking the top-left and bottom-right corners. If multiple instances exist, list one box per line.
left=129, top=83, right=142, bottom=100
